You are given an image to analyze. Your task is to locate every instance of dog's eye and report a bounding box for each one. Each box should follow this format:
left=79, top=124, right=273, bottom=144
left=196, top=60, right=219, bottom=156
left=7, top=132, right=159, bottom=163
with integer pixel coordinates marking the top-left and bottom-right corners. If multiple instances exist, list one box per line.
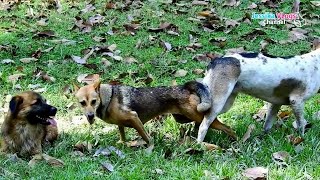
left=80, top=101, right=86, bottom=106
left=91, top=100, right=96, bottom=105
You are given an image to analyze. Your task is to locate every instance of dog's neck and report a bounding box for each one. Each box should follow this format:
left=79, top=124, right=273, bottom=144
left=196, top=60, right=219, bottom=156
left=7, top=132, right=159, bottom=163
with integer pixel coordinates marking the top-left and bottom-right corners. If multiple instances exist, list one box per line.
left=96, top=84, right=112, bottom=120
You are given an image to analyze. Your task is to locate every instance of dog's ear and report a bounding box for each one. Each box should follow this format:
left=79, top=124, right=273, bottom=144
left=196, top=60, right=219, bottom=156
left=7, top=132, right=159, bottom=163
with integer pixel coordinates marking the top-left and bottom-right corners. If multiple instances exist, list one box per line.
left=73, top=83, right=80, bottom=93
left=93, top=79, right=101, bottom=91
left=9, top=96, right=23, bottom=114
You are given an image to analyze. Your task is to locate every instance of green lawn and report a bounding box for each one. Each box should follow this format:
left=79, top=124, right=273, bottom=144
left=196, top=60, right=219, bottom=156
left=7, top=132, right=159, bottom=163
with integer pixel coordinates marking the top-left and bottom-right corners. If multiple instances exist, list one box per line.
left=0, top=0, right=320, bottom=179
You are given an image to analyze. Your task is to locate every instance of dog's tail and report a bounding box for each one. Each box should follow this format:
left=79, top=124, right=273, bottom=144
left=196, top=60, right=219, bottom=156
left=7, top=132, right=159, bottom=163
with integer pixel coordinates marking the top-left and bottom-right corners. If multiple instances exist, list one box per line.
left=184, top=81, right=211, bottom=112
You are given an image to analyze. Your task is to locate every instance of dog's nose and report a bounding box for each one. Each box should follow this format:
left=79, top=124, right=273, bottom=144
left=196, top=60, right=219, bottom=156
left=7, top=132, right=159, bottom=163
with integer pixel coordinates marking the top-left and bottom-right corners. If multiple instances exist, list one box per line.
left=49, top=107, right=57, bottom=116
left=87, top=112, right=94, bottom=120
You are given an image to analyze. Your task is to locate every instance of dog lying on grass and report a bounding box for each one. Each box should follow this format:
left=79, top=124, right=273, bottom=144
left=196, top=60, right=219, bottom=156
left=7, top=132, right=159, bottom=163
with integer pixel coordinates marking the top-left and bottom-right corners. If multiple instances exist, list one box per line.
left=74, top=80, right=237, bottom=145
left=1, top=91, right=58, bottom=157
left=197, top=49, right=320, bottom=142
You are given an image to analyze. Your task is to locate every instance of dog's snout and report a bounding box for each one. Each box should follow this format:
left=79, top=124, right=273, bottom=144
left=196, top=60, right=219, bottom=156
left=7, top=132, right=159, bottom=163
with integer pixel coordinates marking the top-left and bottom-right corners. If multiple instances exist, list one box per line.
left=49, top=106, right=57, bottom=116
left=87, top=112, right=95, bottom=121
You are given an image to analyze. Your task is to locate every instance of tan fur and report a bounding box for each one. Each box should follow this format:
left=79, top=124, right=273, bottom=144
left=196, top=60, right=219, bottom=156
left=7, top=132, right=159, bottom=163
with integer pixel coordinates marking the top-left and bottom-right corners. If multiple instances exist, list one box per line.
left=75, top=81, right=237, bottom=144
left=0, top=91, right=58, bottom=157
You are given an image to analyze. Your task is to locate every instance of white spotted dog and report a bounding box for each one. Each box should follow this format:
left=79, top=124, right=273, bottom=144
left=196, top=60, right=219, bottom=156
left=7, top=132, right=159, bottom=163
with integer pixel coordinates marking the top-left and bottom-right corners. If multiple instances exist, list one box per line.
left=197, top=48, right=320, bottom=143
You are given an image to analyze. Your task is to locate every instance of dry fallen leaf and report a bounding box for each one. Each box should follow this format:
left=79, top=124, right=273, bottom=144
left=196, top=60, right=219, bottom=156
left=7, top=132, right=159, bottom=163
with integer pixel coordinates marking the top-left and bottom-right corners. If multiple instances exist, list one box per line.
left=225, top=47, right=245, bottom=54
left=243, top=167, right=268, bottom=180
left=241, top=124, right=256, bottom=142
left=272, top=151, right=290, bottom=162
left=77, top=74, right=100, bottom=84
left=28, top=154, right=43, bottom=167
left=101, top=162, right=114, bottom=172
left=74, top=141, right=93, bottom=152
left=174, top=69, right=188, bottom=77
left=310, top=1, right=320, bottom=6
left=8, top=74, right=25, bottom=82
left=1, top=59, right=14, bottom=64
left=192, top=0, right=209, bottom=5
left=71, top=48, right=94, bottom=64
left=248, top=2, right=258, bottom=9
left=36, top=30, right=55, bottom=38
left=20, top=57, right=38, bottom=63
left=286, top=134, right=304, bottom=145
left=223, top=0, right=240, bottom=7
left=126, top=139, right=147, bottom=147
left=42, top=154, right=64, bottom=167
left=202, top=142, right=221, bottom=151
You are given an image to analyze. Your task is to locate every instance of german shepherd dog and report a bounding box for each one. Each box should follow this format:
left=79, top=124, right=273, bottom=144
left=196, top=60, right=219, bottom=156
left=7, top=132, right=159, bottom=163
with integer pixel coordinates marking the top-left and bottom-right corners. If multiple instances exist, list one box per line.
left=197, top=49, right=320, bottom=142
left=1, top=91, right=58, bottom=157
left=74, top=80, right=237, bottom=144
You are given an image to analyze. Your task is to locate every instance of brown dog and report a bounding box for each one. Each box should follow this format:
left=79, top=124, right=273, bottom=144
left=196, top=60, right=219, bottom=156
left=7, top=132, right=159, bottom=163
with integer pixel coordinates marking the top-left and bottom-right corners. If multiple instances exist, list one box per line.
left=74, top=80, right=237, bottom=144
left=0, top=91, right=58, bottom=157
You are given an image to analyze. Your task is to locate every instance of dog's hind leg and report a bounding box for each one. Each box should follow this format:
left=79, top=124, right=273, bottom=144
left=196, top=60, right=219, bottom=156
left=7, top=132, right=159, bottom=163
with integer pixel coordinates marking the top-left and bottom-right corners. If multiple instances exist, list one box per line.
left=290, top=95, right=307, bottom=136
left=197, top=82, right=238, bottom=143
left=263, top=103, right=281, bottom=133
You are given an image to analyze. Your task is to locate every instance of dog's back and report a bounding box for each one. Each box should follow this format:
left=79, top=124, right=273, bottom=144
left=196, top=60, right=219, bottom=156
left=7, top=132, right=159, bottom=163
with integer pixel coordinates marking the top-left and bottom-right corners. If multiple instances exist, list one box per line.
left=222, top=51, right=320, bottom=104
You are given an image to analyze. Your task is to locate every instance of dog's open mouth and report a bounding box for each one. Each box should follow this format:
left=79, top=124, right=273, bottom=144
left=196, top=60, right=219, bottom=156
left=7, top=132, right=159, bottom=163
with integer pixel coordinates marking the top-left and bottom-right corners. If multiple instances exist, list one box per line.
left=36, top=115, right=57, bottom=126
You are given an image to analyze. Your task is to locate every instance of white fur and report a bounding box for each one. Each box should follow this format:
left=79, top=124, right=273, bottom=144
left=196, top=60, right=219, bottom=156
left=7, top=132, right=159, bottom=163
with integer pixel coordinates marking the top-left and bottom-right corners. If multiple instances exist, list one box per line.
left=197, top=49, right=320, bottom=142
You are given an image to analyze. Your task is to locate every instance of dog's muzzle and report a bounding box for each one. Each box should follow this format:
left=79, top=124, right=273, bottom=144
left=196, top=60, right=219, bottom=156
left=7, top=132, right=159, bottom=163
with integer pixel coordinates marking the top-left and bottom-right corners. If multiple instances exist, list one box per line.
left=87, top=112, right=95, bottom=124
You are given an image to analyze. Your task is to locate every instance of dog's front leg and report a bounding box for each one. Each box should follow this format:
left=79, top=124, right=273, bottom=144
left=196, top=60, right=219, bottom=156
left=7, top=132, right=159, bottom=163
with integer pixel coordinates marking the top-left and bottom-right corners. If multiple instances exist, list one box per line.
left=263, top=103, right=281, bottom=133
left=290, top=96, right=307, bottom=136
left=128, top=111, right=151, bottom=144
left=117, top=126, right=126, bottom=143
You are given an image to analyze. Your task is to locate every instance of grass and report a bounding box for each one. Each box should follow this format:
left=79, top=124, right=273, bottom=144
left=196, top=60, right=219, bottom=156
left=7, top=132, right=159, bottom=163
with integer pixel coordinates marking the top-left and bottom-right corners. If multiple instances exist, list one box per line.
left=0, top=0, right=320, bottom=179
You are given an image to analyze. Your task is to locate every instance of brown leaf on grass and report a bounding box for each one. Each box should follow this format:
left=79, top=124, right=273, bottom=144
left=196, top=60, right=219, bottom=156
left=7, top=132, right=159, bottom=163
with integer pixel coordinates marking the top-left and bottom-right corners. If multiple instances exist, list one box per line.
left=260, top=38, right=276, bottom=51
left=292, top=0, right=300, bottom=13
left=93, top=36, right=106, bottom=43
left=174, top=69, right=188, bottom=77
left=286, top=134, right=304, bottom=145
left=28, top=154, right=43, bottom=167
left=74, top=141, right=93, bottom=153
left=243, top=167, right=268, bottom=180
left=186, top=42, right=202, bottom=52
left=192, top=0, right=209, bottom=5
left=88, top=14, right=105, bottom=25
left=148, top=22, right=174, bottom=32
left=248, top=2, right=258, bottom=9
left=42, top=154, right=64, bottom=167
left=81, top=4, right=95, bottom=14
left=241, top=124, right=255, bottom=142
left=71, top=48, right=94, bottom=64
left=31, top=49, right=42, bottom=59
left=73, top=16, right=92, bottom=33
left=192, top=54, right=213, bottom=62
left=288, top=28, right=308, bottom=42
left=20, top=57, right=38, bottom=63
left=225, top=47, right=245, bottom=54
left=123, top=23, right=140, bottom=35
left=193, top=69, right=204, bottom=75
left=252, top=103, right=268, bottom=122
left=106, top=2, right=116, bottom=9
left=36, top=30, right=55, bottom=38
left=277, top=110, right=292, bottom=120
left=241, top=28, right=266, bottom=41
left=272, top=151, right=290, bottom=162
left=8, top=74, right=25, bottom=82
left=77, top=74, right=100, bottom=84
left=126, top=139, right=147, bottom=147
left=123, top=57, right=138, bottom=64
left=50, top=39, right=77, bottom=45
left=94, top=146, right=125, bottom=159
left=262, top=0, right=279, bottom=8
left=101, top=162, right=114, bottom=172
left=225, top=19, right=240, bottom=28
left=223, top=0, right=240, bottom=7
left=312, top=38, right=320, bottom=50
left=209, top=37, right=227, bottom=48
left=202, top=142, right=221, bottom=151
